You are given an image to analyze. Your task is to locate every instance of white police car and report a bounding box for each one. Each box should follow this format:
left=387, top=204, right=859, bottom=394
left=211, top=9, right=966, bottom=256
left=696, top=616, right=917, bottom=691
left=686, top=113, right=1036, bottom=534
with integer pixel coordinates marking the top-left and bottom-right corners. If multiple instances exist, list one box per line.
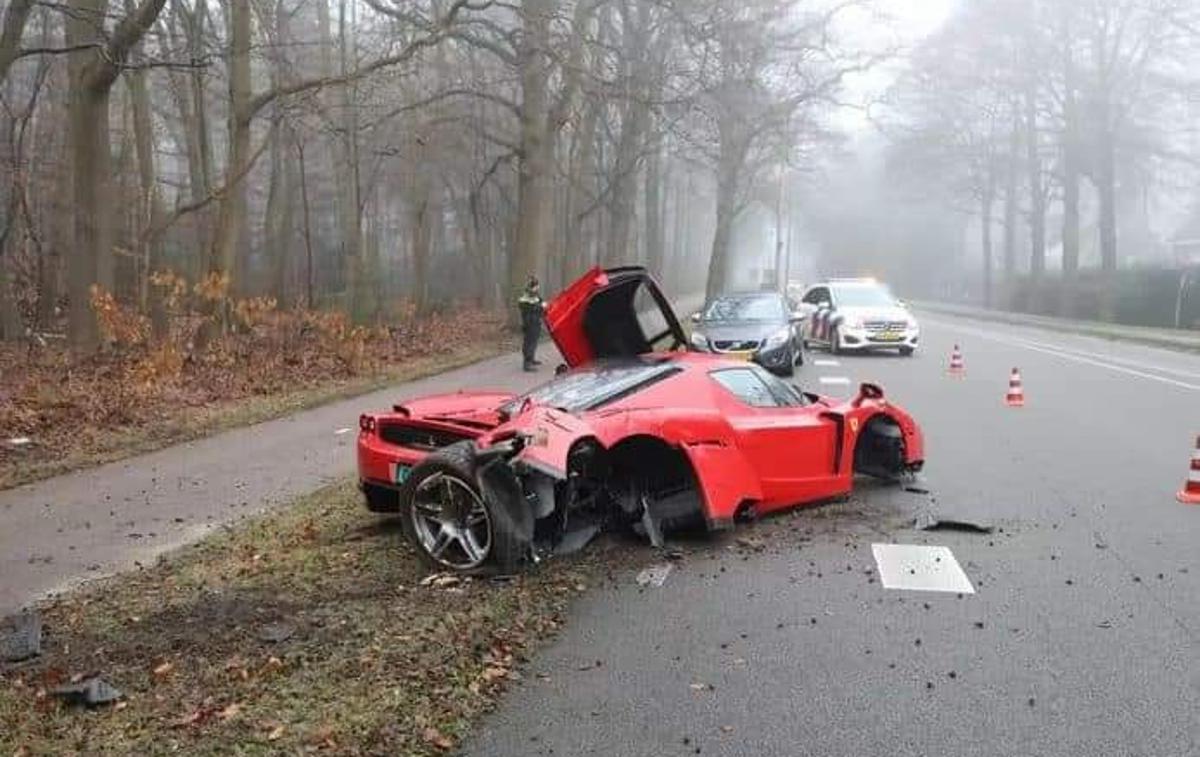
left=799, top=279, right=919, bottom=356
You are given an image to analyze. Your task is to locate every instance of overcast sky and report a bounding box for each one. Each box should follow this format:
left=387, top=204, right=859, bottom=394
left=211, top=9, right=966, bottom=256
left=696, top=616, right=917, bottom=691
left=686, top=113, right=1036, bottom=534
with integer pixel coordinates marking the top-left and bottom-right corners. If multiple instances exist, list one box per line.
left=832, top=0, right=960, bottom=134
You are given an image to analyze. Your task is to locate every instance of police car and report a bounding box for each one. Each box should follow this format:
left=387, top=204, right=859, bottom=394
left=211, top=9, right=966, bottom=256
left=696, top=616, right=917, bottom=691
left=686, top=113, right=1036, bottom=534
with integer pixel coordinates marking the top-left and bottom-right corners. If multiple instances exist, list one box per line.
left=799, top=279, right=919, bottom=356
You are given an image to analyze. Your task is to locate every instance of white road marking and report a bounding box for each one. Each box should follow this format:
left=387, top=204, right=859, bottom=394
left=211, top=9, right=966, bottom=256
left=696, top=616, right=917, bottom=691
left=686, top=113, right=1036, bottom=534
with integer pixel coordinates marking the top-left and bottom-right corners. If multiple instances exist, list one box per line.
left=872, top=543, right=975, bottom=594
left=814, top=359, right=840, bottom=367
left=818, top=376, right=851, bottom=385
left=6, top=437, right=31, bottom=446
left=926, top=318, right=1200, bottom=392
left=334, top=427, right=352, bottom=435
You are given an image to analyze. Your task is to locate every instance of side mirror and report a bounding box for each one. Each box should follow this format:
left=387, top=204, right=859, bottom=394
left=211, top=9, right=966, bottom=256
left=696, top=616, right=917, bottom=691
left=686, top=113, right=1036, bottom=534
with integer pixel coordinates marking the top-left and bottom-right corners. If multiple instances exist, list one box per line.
left=690, top=312, right=701, bottom=324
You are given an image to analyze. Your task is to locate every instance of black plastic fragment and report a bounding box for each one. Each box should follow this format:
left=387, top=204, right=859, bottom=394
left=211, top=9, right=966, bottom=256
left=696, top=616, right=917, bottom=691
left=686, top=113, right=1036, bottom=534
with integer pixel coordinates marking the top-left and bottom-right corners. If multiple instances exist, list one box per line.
left=913, top=511, right=994, bottom=533
left=1, top=611, right=42, bottom=663
left=51, top=678, right=123, bottom=707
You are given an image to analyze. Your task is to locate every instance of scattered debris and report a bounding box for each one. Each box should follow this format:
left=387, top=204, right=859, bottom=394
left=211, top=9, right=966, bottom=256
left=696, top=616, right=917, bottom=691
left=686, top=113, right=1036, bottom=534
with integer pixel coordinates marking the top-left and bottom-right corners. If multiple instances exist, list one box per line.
left=5, top=436, right=32, bottom=447
left=419, top=573, right=462, bottom=589
left=50, top=677, right=124, bottom=708
left=636, top=564, right=673, bottom=588
left=257, top=622, right=296, bottom=644
left=735, top=536, right=765, bottom=552
left=1, top=611, right=42, bottom=662
left=1096, top=620, right=1112, bottom=629
left=334, top=428, right=353, bottom=435
left=913, top=512, right=994, bottom=533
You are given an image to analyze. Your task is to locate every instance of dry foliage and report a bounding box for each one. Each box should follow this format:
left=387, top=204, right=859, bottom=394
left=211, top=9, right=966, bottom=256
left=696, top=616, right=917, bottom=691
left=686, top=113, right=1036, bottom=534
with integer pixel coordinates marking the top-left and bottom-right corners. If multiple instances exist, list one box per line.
left=1, top=272, right=510, bottom=488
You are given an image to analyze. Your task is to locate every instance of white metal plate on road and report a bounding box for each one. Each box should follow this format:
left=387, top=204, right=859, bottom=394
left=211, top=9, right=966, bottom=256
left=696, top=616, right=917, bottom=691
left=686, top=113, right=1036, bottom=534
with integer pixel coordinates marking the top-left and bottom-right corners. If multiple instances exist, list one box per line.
left=871, top=543, right=975, bottom=594
left=813, top=359, right=840, bottom=367
left=818, top=376, right=851, bottom=385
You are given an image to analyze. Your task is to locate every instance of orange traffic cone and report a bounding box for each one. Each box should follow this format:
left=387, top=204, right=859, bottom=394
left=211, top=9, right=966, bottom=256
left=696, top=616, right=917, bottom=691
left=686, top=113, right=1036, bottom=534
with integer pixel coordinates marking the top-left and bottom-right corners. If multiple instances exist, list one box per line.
left=948, top=345, right=964, bottom=376
left=1005, top=367, right=1025, bottom=407
left=1178, top=435, right=1200, bottom=504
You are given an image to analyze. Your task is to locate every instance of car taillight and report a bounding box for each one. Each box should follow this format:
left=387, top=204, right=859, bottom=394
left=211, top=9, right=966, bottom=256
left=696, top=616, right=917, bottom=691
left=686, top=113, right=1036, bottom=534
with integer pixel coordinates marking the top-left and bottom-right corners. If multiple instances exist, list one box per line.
left=359, top=414, right=376, bottom=434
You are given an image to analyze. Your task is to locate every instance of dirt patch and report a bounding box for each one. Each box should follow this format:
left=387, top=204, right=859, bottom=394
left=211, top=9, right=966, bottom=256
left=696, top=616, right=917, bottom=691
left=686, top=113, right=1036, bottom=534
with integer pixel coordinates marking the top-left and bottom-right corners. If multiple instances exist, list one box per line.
left=0, top=481, right=606, bottom=755
left=0, top=309, right=514, bottom=490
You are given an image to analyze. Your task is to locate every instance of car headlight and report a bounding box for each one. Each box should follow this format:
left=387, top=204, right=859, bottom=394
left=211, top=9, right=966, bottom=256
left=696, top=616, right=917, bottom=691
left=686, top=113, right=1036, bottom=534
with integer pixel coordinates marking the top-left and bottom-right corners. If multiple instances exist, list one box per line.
left=690, top=332, right=708, bottom=350
left=843, top=316, right=864, bottom=330
left=906, top=317, right=919, bottom=330
left=764, top=327, right=791, bottom=349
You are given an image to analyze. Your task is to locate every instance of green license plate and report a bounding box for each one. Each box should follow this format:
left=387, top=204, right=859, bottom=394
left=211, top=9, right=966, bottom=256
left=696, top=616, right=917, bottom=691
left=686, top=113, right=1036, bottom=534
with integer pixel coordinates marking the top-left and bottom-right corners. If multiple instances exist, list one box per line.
left=392, top=464, right=412, bottom=484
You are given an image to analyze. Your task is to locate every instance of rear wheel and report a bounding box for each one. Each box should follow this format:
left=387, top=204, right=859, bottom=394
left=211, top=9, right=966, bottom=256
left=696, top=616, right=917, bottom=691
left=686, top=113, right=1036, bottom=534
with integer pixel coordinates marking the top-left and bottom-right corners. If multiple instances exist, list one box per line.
left=400, top=443, right=526, bottom=573
left=899, top=346, right=914, bottom=357
left=830, top=326, right=842, bottom=355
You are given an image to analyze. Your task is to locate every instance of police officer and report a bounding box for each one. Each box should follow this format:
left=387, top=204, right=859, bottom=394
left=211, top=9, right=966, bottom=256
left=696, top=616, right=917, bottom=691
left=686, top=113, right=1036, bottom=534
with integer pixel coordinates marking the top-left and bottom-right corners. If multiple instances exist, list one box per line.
left=518, top=276, right=545, bottom=372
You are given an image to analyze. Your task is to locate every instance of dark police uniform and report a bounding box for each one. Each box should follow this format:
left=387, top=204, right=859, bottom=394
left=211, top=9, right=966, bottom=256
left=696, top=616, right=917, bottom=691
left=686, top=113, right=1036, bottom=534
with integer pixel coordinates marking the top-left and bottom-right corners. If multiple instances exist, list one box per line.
left=518, top=285, right=545, bottom=371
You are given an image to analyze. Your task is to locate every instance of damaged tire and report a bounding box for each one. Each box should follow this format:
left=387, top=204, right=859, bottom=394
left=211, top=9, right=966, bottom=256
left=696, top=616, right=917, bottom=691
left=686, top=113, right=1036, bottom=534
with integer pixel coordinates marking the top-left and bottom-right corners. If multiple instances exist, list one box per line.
left=399, top=442, right=528, bottom=574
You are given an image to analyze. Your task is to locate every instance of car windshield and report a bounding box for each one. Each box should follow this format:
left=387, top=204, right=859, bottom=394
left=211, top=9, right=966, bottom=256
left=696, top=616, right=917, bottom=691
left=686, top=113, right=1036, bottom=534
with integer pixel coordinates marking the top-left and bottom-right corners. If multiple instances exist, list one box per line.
left=832, top=285, right=897, bottom=308
left=703, top=295, right=786, bottom=321
left=499, top=361, right=679, bottom=416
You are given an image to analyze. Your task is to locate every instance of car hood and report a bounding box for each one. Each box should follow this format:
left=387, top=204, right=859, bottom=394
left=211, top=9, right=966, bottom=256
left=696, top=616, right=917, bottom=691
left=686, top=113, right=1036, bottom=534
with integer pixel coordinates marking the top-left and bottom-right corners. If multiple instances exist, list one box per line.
left=545, top=266, right=687, bottom=367
left=838, top=305, right=913, bottom=323
left=696, top=321, right=788, bottom=342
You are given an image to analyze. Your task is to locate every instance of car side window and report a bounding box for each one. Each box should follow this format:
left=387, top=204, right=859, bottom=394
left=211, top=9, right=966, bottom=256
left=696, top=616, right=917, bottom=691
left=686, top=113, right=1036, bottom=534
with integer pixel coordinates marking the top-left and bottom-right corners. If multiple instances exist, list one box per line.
left=803, top=287, right=829, bottom=306
left=710, top=368, right=784, bottom=408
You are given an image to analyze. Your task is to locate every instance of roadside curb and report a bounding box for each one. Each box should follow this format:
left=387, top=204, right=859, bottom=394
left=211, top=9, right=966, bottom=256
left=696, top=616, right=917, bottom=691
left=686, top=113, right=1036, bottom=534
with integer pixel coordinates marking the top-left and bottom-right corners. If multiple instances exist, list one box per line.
left=913, top=300, right=1200, bottom=355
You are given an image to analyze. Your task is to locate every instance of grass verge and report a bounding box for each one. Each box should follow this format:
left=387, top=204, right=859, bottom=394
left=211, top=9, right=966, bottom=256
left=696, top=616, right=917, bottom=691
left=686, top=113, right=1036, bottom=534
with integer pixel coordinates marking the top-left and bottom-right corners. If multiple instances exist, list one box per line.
left=0, top=338, right=513, bottom=491
left=0, top=479, right=601, bottom=756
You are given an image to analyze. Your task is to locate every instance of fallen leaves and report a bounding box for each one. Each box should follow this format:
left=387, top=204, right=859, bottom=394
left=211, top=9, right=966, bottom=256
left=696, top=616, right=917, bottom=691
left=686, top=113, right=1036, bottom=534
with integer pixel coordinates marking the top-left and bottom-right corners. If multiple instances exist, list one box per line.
left=0, top=306, right=509, bottom=489
left=422, top=726, right=455, bottom=751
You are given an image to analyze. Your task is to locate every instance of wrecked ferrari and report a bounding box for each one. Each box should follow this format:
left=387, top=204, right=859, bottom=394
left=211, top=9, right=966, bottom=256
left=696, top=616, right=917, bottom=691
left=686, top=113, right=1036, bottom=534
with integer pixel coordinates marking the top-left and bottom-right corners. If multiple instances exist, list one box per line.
left=356, top=266, right=924, bottom=573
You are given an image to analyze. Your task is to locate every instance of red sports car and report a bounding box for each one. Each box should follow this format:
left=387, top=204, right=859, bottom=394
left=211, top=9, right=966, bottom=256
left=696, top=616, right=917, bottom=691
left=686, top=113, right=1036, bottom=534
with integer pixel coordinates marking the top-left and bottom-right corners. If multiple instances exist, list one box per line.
left=357, top=266, right=924, bottom=573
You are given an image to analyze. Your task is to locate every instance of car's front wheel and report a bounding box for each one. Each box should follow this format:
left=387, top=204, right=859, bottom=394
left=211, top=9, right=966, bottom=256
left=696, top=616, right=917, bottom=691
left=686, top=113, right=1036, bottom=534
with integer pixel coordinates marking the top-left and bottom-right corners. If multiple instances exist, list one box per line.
left=400, top=443, right=524, bottom=573
left=899, top=346, right=915, bottom=357
left=830, top=326, right=842, bottom=355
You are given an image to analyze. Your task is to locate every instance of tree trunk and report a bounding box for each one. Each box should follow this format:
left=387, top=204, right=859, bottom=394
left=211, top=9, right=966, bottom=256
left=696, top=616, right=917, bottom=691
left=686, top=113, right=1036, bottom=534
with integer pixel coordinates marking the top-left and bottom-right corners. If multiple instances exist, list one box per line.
left=296, top=138, right=315, bottom=309
left=125, top=0, right=164, bottom=333
left=644, top=138, right=664, bottom=278
left=981, top=185, right=994, bottom=309
left=564, top=96, right=598, bottom=285
left=1025, top=87, right=1045, bottom=279
left=706, top=145, right=742, bottom=302
left=1001, top=114, right=1019, bottom=283
left=0, top=0, right=34, bottom=86
left=335, top=0, right=366, bottom=321
left=509, top=0, right=554, bottom=324
left=263, top=121, right=292, bottom=303
left=1096, top=126, right=1117, bottom=274
left=208, top=0, right=251, bottom=298
left=411, top=183, right=433, bottom=316
left=66, top=0, right=114, bottom=350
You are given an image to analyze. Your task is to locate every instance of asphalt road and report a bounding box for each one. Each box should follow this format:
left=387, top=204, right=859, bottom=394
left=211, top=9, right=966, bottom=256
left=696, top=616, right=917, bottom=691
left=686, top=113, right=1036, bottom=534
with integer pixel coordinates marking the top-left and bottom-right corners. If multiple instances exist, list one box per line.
left=466, top=311, right=1200, bottom=757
